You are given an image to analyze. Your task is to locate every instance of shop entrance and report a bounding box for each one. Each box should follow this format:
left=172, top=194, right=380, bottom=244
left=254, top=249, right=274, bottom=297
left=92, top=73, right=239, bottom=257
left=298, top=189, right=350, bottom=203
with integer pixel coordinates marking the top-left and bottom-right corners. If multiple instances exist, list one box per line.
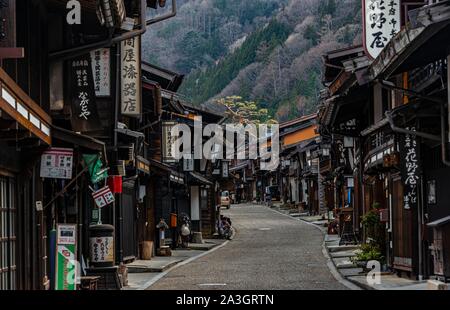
left=392, top=176, right=413, bottom=273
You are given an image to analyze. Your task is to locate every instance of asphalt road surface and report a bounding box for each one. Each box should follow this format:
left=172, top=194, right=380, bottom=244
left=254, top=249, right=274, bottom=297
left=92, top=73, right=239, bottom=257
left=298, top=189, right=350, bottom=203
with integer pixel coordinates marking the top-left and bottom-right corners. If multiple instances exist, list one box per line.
left=148, top=203, right=347, bottom=290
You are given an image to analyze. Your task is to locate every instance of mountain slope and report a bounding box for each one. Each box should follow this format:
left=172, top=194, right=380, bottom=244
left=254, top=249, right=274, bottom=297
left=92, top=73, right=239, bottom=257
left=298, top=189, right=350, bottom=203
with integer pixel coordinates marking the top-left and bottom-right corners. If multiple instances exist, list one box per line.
left=143, top=0, right=286, bottom=74
left=143, top=0, right=362, bottom=121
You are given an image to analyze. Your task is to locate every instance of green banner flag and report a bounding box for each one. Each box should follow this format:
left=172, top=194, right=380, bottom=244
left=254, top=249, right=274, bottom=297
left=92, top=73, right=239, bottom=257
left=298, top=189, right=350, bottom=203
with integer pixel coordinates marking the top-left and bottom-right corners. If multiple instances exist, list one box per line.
left=83, top=154, right=108, bottom=184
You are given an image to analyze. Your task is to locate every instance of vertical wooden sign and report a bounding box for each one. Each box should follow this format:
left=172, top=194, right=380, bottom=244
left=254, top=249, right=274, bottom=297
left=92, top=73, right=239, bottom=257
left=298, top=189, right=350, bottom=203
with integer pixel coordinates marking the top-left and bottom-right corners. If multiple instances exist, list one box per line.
left=121, top=36, right=142, bottom=117
left=69, top=54, right=102, bottom=132
left=363, top=0, right=401, bottom=59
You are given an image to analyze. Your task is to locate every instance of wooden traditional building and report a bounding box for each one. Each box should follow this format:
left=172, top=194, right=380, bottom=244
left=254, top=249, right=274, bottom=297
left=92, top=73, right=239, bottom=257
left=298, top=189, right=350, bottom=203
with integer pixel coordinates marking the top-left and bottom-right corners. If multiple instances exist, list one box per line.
left=318, top=45, right=370, bottom=244
left=278, top=114, right=321, bottom=214
left=0, top=0, right=177, bottom=290
left=319, top=0, right=450, bottom=281
left=363, top=0, right=450, bottom=280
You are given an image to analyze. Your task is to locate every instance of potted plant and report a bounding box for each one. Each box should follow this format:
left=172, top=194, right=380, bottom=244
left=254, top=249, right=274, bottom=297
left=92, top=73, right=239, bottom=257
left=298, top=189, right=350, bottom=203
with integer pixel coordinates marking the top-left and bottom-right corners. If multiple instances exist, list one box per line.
left=351, top=242, right=383, bottom=271
left=352, top=202, right=385, bottom=271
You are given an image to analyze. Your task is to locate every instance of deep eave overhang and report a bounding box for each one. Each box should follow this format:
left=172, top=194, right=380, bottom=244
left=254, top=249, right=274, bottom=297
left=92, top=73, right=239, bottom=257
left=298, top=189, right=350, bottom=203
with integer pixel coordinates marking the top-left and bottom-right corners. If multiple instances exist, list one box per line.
left=52, top=126, right=106, bottom=153
left=282, top=137, right=318, bottom=153
left=229, top=162, right=249, bottom=172
left=189, top=172, right=213, bottom=186
left=369, top=0, right=450, bottom=81
left=280, top=114, right=317, bottom=130
left=141, top=62, right=185, bottom=92
left=280, top=120, right=317, bottom=138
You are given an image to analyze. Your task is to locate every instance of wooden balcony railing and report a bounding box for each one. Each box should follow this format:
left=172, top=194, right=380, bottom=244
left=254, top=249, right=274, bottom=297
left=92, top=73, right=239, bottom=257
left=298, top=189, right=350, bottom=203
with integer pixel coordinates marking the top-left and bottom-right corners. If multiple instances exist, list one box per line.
left=409, top=59, right=446, bottom=91
left=0, top=67, right=51, bottom=145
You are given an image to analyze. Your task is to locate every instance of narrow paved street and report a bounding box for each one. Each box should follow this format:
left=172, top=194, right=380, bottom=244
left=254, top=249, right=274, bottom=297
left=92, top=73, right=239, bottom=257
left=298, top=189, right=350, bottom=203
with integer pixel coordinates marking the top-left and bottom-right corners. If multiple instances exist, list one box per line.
left=148, top=203, right=347, bottom=290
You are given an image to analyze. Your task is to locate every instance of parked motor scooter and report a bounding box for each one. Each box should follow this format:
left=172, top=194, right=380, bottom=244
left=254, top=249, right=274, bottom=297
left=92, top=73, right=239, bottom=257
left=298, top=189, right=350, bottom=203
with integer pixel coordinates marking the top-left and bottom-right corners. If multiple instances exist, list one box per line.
left=179, top=213, right=192, bottom=248
left=218, top=215, right=235, bottom=240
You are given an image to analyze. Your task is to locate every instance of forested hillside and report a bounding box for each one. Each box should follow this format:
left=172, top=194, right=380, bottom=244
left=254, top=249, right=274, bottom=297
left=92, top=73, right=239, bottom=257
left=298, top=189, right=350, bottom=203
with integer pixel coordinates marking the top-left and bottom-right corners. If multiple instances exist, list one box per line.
left=143, top=0, right=362, bottom=121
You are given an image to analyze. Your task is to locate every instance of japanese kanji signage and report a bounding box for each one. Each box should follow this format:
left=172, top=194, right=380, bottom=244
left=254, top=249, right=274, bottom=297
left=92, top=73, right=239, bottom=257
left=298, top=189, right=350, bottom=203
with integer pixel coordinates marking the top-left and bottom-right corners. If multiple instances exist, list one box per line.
left=162, top=121, right=177, bottom=163
left=40, top=148, right=74, bottom=180
left=92, top=186, right=115, bottom=208
left=400, top=128, right=420, bottom=210
left=364, top=0, right=400, bottom=59
left=90, top=236, right=114, bottom=264
left=121, top=36, right=141, bottom=117
left=90, top=48, right=110, bottom=97
left=57, top=224, right=77, bottom=245
left=222, top=161, right=229, bottom=178
left=69, top=54, right=102, bottom=132
left=183, top=156, right=194, bottom=172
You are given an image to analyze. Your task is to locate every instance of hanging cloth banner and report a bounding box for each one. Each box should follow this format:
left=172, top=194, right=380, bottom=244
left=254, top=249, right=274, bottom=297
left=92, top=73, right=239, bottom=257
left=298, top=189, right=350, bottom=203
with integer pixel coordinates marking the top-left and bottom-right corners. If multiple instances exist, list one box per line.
left=83, top=154, right=108, bottom=184
left=92, top=186, right=115, bottom=208
left=69, top=54, right=102, bottom=132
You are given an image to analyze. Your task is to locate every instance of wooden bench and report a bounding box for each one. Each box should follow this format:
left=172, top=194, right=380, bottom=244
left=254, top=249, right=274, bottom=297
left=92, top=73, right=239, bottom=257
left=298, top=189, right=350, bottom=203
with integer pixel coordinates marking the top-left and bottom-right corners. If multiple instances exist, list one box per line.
left=78, top=276, right=101, bottom=290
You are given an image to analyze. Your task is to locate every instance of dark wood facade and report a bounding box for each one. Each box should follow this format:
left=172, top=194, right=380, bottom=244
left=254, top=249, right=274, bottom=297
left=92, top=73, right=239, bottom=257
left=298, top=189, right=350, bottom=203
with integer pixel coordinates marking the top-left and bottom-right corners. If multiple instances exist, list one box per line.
left=318, top=1, right=450, bottom=281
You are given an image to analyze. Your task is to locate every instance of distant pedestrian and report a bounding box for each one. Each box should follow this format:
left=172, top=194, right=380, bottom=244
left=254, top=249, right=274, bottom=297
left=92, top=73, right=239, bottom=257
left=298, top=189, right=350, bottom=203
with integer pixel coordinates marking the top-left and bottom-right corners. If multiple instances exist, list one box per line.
left=156, top=218, right=169, bottom=248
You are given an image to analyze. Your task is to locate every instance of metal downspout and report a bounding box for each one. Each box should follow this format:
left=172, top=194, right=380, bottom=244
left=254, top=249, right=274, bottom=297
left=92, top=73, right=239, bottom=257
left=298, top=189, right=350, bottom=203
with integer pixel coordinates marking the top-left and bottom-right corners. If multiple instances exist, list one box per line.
left=385, top=102, right=450, bottom=281
left=440, top=103, right=450, bottom=166
left=49, top=0, right=147, bottom=61
left=49, top=0, right=178, bottom=61
left=385, top=111, right=441, bottom=142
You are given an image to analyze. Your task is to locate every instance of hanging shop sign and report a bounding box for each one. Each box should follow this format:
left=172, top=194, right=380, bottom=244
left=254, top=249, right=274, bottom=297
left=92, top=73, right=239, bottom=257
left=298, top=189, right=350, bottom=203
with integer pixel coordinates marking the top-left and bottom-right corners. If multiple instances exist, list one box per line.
left=121, top=36, right=141, bottom=117
left=363, top=0, right=401, bottom=59
left=281, top=159, right=291, bottom=168
left=222, top=161, right=229, bottom=178
left=427, top=180, right=437, bottom=205
left=92, top=186, right=115, bottom=208
left=346, top=177, right=355, bottom=188
left=162, top=121, right=177, bottom=163
left=137, top=156, right=150, bottom=174
left=338, top=118, right=358, bottom=133
left=183, top=156, right=194, bottom=172
left=55, top=224, right=77, bottom=291
left=90, top=48, right=110, bottom=97
left=212, top=160, right=221, bottom=175
left=399, top=127, right=420, bottom=210
left=69, top=54, right=102, bottom=132
left=40, top=148, right=74, bottom=180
